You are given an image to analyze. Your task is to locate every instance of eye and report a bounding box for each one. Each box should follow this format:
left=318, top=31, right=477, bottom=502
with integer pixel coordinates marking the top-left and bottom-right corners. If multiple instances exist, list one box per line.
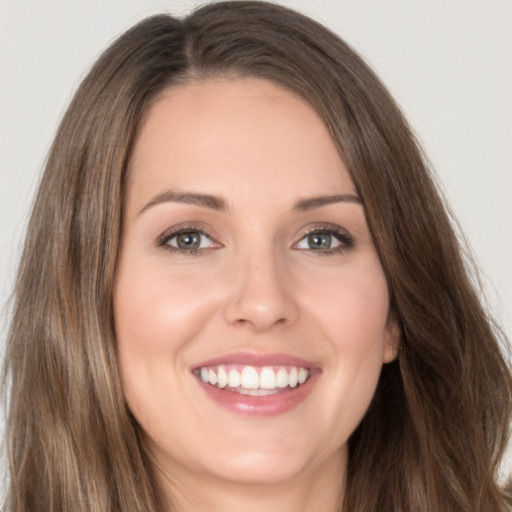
left=158, top=227, right=221, bottom=254
left=293, top=226, right=354, bottom=254
left=296, top=232, right=340, bottom=250
left=169, top=231, right=209, bottom=250
left=295, top=232, right=341, bottom=251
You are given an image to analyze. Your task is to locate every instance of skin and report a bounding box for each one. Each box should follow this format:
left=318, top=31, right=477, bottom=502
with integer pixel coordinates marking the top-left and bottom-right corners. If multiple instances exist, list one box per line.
left=114, top=77, right=399, bottom=512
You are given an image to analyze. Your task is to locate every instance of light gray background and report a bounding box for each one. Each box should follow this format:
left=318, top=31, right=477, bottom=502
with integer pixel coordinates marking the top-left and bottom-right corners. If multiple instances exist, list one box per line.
left=1, top=0, right=511, bottom=476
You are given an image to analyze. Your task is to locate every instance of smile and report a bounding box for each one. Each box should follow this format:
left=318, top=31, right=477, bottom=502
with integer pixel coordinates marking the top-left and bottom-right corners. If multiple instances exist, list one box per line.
left=195, top=365, right=311, bottom=395
left=191, top=353, right=320, bottom=416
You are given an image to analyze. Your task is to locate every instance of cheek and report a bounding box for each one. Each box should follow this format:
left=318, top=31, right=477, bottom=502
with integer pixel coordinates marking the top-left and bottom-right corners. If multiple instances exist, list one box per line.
left=113, top=257, right=220, bottom=358
left=301, top=261, right=391, bottom=352
left=113, top=259, right=219, bottom=443
left=112, top=256, right=219, bottom=406
left=297, top=260, right=391, bottom=421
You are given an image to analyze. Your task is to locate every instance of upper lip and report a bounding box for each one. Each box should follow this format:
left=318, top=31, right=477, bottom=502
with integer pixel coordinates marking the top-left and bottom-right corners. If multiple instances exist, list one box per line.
left=191, top=352, right=319, bottom=370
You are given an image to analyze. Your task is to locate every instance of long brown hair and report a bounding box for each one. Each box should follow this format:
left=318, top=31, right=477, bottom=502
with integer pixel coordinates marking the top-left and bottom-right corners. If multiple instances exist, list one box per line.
left=3, top=2, right=511, bottom=511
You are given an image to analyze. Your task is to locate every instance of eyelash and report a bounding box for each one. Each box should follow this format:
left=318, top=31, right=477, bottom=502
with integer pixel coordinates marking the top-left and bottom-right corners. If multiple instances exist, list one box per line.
left=156, top=223, right=219, bottom=255
left=294, top=224, right=355, bottom=255
left=156, top=223, right=355, bottom=256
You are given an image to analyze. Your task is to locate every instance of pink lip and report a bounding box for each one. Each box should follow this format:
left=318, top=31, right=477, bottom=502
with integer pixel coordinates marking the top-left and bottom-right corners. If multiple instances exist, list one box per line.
left=191, top=352, right=319, bottom=371
left=191, top=352, right=321, bottom=417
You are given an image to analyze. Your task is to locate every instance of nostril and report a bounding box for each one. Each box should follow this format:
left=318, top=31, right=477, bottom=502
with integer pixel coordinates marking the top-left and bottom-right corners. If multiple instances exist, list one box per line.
left=233, top=316, right=287, bottom=328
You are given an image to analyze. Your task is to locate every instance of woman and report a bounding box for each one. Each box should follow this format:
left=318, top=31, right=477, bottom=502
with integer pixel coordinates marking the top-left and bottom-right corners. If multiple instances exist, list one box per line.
left=3, top=2, right=511, bottom=511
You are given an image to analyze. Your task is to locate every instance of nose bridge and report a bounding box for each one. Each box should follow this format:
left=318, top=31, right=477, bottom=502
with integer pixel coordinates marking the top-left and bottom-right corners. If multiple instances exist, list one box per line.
left=223, top=242, right=299, bottom=331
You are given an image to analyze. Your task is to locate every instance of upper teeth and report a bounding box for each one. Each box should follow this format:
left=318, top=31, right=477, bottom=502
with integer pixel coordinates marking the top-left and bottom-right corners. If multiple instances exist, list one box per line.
left=197, top=365, right=310, bottom=391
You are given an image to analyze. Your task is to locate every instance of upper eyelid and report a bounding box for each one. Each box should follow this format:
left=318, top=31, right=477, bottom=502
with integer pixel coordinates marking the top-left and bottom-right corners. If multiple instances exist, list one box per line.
left=156, top=223, right=218, bottom=247
left=296, top=223, right=352, bottom=239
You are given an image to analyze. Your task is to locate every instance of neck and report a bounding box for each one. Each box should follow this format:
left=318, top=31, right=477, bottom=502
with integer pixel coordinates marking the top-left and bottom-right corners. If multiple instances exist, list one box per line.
left=158, top=452, right=346, bottom=512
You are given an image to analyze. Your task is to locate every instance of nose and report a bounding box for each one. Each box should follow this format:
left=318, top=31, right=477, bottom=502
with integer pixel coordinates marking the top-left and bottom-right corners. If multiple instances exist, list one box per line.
left=223, top=249, right=300, bottom=332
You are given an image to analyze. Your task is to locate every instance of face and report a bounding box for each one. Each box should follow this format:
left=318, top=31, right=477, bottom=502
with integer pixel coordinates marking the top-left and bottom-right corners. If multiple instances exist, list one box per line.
left=114, top=77, right=398, bottom=491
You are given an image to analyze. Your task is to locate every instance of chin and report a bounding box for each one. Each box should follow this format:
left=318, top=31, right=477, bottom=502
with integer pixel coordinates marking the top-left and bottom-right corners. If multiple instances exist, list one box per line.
left=202, top=451, right=312, bottom=485
left=196, top=435, right=346, bottom=487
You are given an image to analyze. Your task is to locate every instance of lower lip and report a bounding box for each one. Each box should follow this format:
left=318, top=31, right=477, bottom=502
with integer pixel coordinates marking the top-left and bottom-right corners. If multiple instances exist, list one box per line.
left=195, top=372, right=320, bottom=417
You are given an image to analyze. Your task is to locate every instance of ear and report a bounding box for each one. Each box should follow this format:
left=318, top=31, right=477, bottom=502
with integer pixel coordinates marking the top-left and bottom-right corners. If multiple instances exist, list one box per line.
left=382, top=318, right=401, bottom=363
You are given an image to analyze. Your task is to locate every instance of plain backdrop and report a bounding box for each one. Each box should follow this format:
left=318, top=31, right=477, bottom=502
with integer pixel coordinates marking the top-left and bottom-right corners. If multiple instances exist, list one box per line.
left=1, top=0, right=511, bottom=477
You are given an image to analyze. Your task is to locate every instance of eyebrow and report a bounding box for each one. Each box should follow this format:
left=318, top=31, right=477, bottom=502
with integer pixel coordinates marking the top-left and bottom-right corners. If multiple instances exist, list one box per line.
left=293, top=194, right=362, bottom=211
left=138, top=190, right=228, bottom=215
left=138, top=190, right=361, bottom=216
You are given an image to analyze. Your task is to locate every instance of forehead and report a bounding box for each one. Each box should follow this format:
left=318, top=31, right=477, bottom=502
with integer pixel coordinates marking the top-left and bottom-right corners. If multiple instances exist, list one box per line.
left=126, top=77, right=355, bottom=214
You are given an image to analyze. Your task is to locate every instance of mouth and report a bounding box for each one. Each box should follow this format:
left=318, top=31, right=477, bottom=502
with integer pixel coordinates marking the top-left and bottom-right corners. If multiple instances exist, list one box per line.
left=191, top=353, right=320, bottom=416
left=193, top=365, right=311, bottom=395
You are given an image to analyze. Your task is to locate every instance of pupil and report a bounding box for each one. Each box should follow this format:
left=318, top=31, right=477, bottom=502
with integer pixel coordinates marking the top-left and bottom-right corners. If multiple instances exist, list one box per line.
left=177, top=232, right=200, bottom=249
left=308, top=233, right=331, bottom=249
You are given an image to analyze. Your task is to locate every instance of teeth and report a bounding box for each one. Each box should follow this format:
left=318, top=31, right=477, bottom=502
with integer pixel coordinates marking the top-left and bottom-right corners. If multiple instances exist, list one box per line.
left=228, top=369, right=241, bottom=388
left=298, top=368, right=309, bottom=384
left=197, top=364, right=311, bottom=392
left=238, top=388, right=280, bottom=396
left=217, top=366, right=228, bottom=388
left=288, top=367, right=298, bottom=388
left=260, top=367, right=276, bottom=389
left=276, top=367, right=288, bottom=388
left=208, top=369, right=218, bottom=385
left=241, top=366, right=259, bottom=389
